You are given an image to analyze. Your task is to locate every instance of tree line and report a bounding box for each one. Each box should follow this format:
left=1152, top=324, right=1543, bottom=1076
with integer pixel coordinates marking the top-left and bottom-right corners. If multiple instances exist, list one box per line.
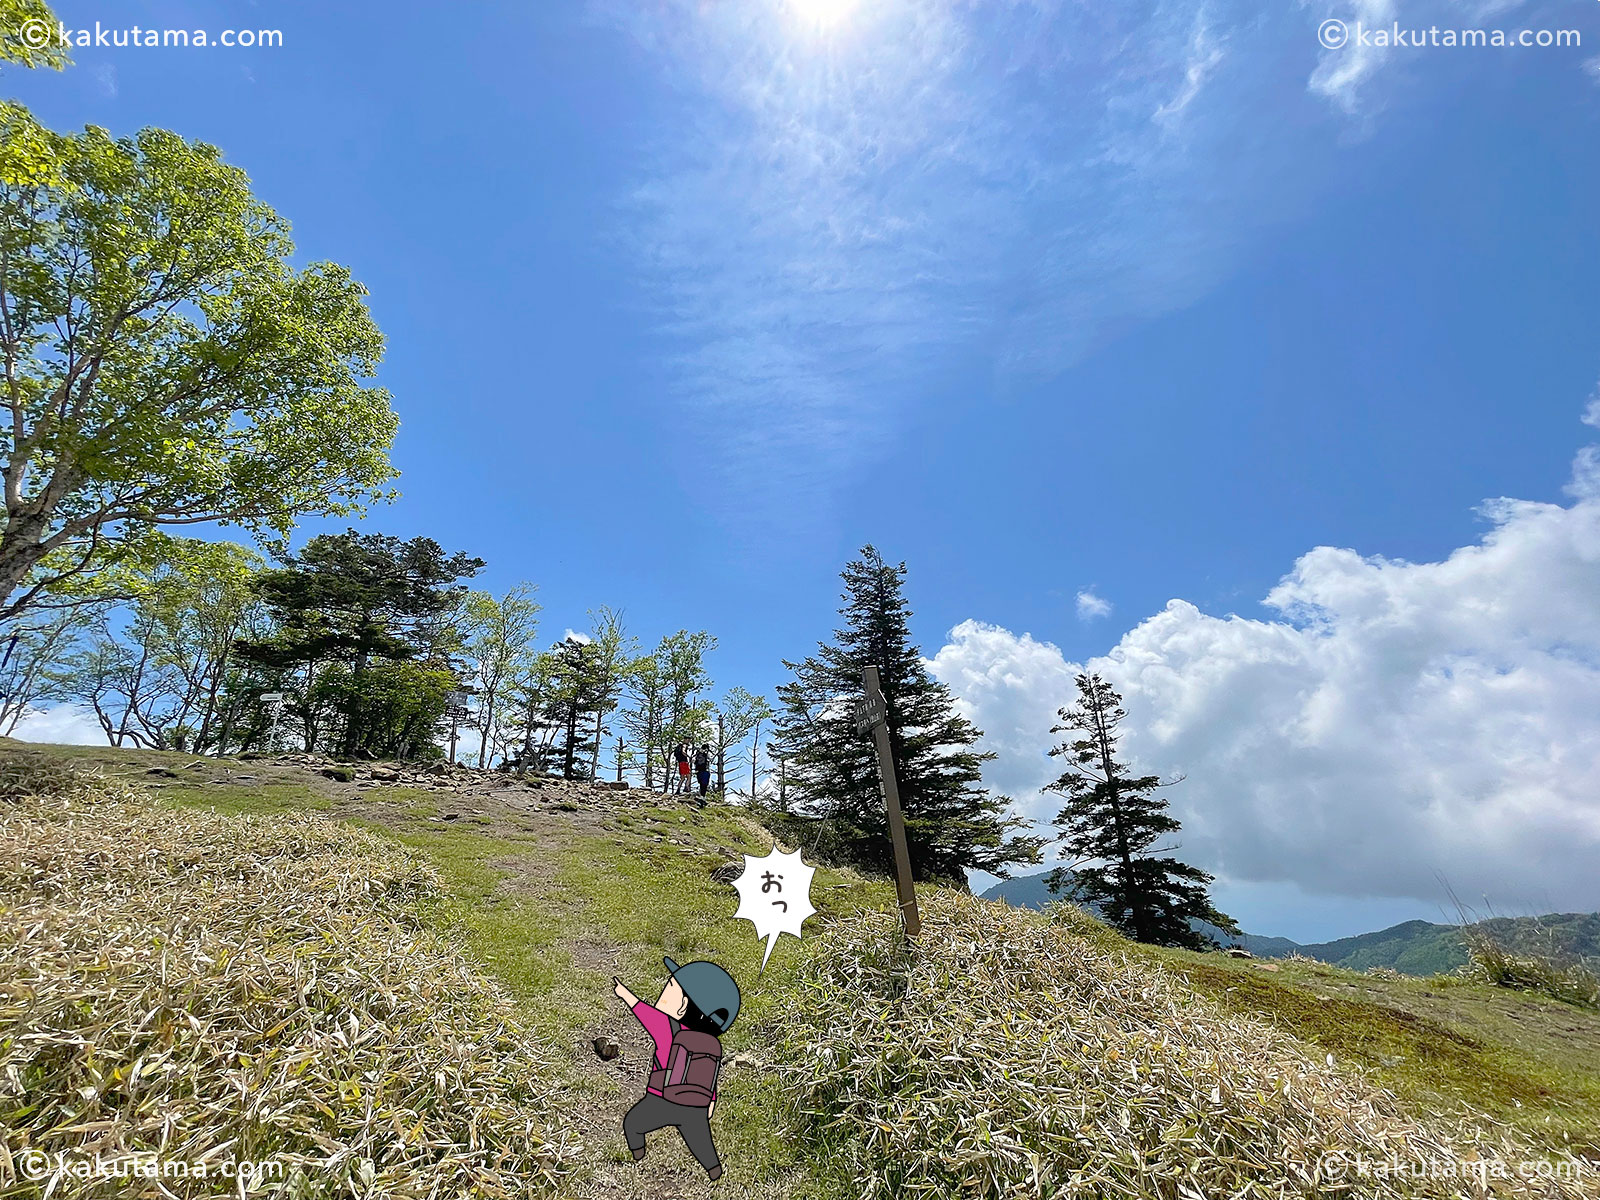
left=0, top=528, right=775, bottom=789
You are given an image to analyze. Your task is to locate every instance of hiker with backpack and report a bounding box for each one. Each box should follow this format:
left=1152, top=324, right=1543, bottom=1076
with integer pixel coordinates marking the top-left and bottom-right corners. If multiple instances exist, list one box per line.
left=612, top=956, right=741, bottom=1182
left=694, top=743, right=712, bottom=798
left=673, top=741, right=691, bottom=795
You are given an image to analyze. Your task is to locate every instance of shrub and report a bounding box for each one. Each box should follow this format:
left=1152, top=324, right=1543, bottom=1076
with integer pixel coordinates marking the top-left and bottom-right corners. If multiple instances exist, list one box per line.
left=1461, top=931, right=1600, bottom=1010
left=769, top=892, right=1598, bottom=1199
left=0, top=751, right=579, bottom=1197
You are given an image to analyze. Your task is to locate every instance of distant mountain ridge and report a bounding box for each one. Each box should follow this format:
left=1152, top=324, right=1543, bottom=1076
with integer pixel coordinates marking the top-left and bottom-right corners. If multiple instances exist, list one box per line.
left=979, top=872, right=1600, bottom=977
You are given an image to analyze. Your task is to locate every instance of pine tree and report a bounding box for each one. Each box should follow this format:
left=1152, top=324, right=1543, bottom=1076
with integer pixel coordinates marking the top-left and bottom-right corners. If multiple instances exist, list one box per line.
left=234, top=530, right=483, bottom=758
left=773, top=545, right=1042, bottom=884
left=542, top=636, right=609, bottom=780
left=1045, top=673, right=1237, bottom=948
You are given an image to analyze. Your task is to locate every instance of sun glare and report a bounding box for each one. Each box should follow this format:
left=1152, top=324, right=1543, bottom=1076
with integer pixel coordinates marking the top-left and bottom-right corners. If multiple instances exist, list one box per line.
left=786, top=0, right=859, bottom=31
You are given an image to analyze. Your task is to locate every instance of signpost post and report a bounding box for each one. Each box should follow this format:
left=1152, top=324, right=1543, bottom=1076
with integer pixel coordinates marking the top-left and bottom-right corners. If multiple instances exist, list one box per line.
left=446, top=689, right=472, bottom=765
left=856, top=665, right=921, bottom=938
left=260, top=693, right=284, bottom=752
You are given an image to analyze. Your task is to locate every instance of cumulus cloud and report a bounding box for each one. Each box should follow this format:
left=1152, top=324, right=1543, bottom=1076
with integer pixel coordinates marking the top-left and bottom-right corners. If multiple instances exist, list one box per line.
left=930, top=424, right=1600, bottom=913
left=10, top=706, right=106, bottom=746
left=1076, top=589, right=1113, bottom=621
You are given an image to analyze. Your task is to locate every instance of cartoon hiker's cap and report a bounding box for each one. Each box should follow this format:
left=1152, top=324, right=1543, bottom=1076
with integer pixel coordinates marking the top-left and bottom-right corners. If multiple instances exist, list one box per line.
left=663, top=956, right=741, bottom=1032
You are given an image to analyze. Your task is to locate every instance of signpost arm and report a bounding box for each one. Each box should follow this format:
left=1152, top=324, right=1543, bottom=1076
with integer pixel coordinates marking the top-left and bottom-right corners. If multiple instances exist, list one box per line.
left=862, top=665, right=921, bottom=938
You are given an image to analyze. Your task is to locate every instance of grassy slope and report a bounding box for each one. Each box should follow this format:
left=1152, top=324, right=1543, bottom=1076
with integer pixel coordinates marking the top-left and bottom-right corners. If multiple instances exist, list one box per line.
left=19, top=740, right=892, bottom=1197
left=1148, top=946, right=1600, bottom=1157
left=15, top=741, right=1599, bottom=1185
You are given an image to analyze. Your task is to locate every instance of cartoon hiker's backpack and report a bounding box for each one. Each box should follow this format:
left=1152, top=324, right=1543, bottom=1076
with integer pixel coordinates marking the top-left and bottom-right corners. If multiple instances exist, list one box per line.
left=651, top=1025, right=722, bottom=1107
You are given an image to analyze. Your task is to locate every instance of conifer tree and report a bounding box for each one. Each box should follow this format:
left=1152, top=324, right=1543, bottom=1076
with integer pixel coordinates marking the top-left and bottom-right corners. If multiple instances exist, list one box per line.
left=1046, top=673, right=1237, bottom=948
left=542, top=635, right=609, bottom=780
left=773, top=545, right=1042, bottom=884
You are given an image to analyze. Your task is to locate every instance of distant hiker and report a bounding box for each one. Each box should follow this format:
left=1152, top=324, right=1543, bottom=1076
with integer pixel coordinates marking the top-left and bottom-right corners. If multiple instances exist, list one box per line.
left=694, top=743, right=712, bottom=798
left=612, top=957, right=742, bottom=1182
left=674, top=741, right=691, bottom=795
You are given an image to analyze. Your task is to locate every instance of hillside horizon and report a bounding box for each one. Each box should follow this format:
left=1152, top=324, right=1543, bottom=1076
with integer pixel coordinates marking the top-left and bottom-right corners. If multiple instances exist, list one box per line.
left=980, top=870, right=1600, bottom=976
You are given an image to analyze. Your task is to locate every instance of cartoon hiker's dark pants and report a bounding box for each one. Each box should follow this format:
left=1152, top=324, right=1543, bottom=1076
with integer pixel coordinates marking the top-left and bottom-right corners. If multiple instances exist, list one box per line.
left=624, top=1094, right=720, bottom=1174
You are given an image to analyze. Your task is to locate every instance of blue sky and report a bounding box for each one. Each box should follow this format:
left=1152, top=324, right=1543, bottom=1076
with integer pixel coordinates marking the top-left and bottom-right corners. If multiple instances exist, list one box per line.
left=9, top=0, right=1600, bottom=942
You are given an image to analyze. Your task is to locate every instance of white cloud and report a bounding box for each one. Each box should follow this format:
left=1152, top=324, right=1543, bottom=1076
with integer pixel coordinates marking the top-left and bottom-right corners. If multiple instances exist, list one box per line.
left=10, top=706, right=106, bottom=746
left=927, top=621, right=1083, bottom=804
left=1076, top=589, right=1113, bottom=621
left=1309, top=0, right=1398, bottom=114
left=1155, top=17, right=1227, bottom=123
left=931, top=425, right=1600, bottom=914
left=599, top=0, right=1337, bottom=520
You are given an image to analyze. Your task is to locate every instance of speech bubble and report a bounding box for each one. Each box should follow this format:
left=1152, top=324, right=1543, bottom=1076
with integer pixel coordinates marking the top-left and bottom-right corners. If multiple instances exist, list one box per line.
left=730, top=847, right=816, bottom=970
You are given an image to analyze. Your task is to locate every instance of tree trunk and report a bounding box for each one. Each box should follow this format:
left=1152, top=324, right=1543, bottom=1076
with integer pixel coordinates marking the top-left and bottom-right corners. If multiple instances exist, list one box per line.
left=197, top=641, right=231, bottom=752
left=716, top=712, right=725, bottom=795
left=215, top=692, right=239, bottom=756
left=1095, top=713, right=1146, bottom=943
left=563, top=708, right=578, bottom=780
left=115, top=640, right=153, bottom=748
left=750, top=718, right=762, bottom=799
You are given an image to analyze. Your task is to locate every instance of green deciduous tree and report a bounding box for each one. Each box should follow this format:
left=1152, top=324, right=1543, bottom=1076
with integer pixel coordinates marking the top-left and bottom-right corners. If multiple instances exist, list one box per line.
left=310, top=659, right=453, bottom=762
left=713, top=685, right=773, bottom=797
left=0, top=606, right=91, bottom=733
left=463, top=583, right=541, bottom=767
left=616, top=650, right=666, bottom=789
left=1, top=0, right=70, bottom=71
left=616, top=629, right=716, bottom=791
left=1045, top=673, right=1237, bottom=949
left=144, top=538, right=264, bottom=750
left=0, top=105, right=400, bottom=622
left=44, top=536, right=263, bottom=749
left=583, top=606, right=634, bottom=778
left=773, top=545, right=1042, bottom=885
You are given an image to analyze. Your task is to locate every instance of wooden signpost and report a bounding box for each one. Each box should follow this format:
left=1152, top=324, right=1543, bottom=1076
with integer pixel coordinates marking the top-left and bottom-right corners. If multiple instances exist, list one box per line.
left=856, top=665, right=921, bottom=937
left=446, top=689, right=473, bottom=764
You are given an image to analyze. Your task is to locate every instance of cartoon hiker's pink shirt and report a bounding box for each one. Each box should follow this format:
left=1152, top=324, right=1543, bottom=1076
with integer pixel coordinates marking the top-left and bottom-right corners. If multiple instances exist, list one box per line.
left=631, top=1000, right=716, bottom=1102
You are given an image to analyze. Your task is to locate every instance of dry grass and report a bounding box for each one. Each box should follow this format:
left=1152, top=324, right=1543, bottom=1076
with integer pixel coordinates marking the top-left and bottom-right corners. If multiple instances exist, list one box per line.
left=0, top=752, right=579, bottom=1198
left=1459, top=931, right=1600, bottom=1012
left=771, top=892, right=1600, bottom=1200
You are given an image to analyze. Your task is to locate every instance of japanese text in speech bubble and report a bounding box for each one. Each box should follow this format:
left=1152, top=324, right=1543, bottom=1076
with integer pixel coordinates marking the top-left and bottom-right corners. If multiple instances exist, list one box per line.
left=731, top=847, right=816, bottom=970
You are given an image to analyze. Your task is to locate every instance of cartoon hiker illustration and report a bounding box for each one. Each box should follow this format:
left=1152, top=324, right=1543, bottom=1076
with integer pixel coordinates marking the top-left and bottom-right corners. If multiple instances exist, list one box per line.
left=612, top=956, right=741, bottom=1182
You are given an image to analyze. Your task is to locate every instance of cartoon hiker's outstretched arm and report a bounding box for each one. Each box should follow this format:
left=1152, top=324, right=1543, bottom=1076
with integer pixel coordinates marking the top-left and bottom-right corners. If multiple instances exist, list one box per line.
left=613, top=976, right=640, bottom=1008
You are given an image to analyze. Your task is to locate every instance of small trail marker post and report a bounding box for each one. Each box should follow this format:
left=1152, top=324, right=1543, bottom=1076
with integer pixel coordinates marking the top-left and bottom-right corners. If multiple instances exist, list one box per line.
left=260, top=693, right=284, bottom=752
left=857, top=665, right=921, bottom=937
